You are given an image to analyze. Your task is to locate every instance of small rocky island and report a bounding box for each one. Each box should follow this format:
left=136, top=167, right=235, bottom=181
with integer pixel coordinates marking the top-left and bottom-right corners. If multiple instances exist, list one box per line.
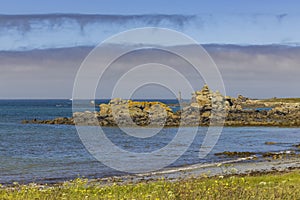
left=23, top=85, right=300, bottom=127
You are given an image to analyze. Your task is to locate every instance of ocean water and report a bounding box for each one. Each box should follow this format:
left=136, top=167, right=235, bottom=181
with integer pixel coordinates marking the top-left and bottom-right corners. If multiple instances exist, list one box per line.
left=0, top=100, right=299, bottom=184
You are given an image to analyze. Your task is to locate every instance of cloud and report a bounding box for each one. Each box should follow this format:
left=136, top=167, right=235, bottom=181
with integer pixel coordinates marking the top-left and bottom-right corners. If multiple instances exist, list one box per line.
left=0, top=14, right=196, bottom=32
left=205, top=45, right=300, bottom=97
left=0, top=14, right=196, bottom=50
left=276, top=13, right=288, bottom=22
left=0, top=44, right=299, bottom=99
left=0, top=13, right=300, bottom=51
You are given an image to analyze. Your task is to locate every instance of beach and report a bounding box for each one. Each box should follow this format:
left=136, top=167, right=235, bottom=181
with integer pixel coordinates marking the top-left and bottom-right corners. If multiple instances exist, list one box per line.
left=1, top=157, right=300, bottom=200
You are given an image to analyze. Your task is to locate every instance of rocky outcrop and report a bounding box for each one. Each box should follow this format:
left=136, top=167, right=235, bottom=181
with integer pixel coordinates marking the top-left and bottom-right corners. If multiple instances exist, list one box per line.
left=94, top=98, right=179, bottom=127
left=22, top=85, right=300, bottom=127
left=181, top=85, right=227, bottom=125
left=22, top=117, right=74, bottom=125
left=68, top=99, right=179, bottom=127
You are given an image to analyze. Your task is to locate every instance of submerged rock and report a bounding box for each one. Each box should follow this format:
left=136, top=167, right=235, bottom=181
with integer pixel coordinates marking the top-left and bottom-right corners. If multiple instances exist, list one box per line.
left=293, top=143, right=300, bottom=149
left=214, top=151, right=256, bottom=157
left=265, top=142, right=277, bottom=145
left=262, top=151, right=296, bottom=160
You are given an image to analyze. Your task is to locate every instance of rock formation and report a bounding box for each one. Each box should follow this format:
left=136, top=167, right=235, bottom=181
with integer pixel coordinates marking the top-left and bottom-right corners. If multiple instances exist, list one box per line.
left=181, top=84, right=227, bottom=125
left=22, top=85, right=300, bottom=127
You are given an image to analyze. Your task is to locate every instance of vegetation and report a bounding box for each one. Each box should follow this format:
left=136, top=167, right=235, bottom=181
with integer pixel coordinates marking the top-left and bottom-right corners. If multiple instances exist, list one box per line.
left=1, top=170, right=300, bottom=199
left=259, top=97, right=300, bottom=103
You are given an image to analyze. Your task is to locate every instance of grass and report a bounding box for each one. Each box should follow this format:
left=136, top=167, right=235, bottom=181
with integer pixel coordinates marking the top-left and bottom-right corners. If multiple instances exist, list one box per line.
left=1, top=170, right=300, bottom=200
left=259, top=98, right=300, bottom=103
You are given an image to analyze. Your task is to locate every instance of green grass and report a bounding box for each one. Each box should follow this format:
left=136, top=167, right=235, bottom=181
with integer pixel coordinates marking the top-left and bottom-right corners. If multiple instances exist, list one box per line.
left=1, top=170, right=300, bottom=200
left=259, top=98, right=300, bottom=103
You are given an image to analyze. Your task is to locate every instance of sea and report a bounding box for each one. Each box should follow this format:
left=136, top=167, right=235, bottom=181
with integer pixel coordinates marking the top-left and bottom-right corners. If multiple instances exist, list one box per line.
left=0, top=99, right=299, bottom=184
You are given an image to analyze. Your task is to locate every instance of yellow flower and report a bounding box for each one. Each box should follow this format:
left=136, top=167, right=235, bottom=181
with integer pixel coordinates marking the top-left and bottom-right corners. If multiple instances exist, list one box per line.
left=259, top=182, right=267, bottom=185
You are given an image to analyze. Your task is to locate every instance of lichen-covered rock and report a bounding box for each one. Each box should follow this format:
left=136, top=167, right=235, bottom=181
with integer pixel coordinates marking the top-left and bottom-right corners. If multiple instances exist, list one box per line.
left=23, top=85, right=300, bottom=127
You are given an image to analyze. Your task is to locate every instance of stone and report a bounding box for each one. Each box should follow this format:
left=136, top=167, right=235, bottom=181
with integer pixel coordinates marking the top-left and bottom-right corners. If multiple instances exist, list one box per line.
left=190, top=102, right=201, bottom=108
left=23, top=84, right=300, bottom=127
left=201, top=111, right=211, bottom=118
left=99, top=104, right=111, bottom=116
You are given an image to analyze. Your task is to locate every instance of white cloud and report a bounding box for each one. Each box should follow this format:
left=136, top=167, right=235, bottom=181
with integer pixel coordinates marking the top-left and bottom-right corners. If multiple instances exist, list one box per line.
left=0, top=13, right=300, bottom=51
left=0, top=45, right=299, bottom=99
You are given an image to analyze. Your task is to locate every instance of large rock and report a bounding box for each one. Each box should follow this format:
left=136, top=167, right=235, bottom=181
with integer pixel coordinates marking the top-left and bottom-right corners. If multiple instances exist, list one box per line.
left=96, top=98, right=176, bottom=126
left=22, top=85, right=300, bottom=127
left=191, top=84, right=212, bottom=106
left=99, top=104, right=111, bottom=116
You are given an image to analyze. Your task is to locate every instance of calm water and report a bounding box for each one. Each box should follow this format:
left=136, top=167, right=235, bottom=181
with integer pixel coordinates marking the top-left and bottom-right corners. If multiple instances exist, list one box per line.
left=0, top=100, right=299, bottom=184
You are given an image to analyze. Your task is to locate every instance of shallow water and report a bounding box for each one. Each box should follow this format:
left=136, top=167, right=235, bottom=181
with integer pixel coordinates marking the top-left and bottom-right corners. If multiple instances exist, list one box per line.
left=0, top=100, right=299, bottom=184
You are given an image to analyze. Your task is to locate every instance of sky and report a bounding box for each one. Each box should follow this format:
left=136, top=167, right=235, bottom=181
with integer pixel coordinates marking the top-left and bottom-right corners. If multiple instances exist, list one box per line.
left=0, top=0, right=299, bottom=15
left=0, top=0, right=299, bottom=99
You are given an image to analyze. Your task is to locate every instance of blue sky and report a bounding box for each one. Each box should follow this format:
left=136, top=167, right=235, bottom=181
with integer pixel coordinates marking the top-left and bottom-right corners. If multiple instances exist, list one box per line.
left=0, top=0, right=300, bottom=50
left=0, top=0, right=299, bottom=98
left=0, top=0, right=299, bottom=15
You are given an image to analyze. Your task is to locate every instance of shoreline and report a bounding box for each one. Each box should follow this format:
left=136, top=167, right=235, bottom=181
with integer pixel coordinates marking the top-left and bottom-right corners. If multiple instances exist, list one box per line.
left=2, top=156, right=300, bottom=187
left=2, top=160, right=300, bottom=200
left=91, top=156, right=300, bottom=186
left=23, top=121, right=300, bottom=128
